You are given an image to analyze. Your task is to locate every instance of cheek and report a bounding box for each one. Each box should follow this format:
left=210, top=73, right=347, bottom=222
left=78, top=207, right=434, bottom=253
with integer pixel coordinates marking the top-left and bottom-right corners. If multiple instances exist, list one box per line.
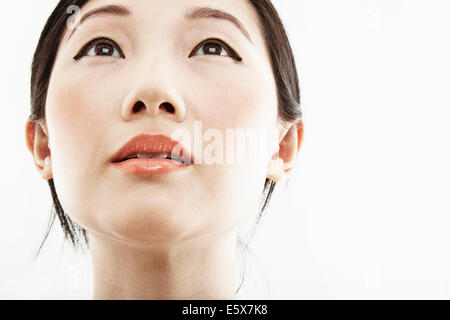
left=45, top=71, right=119, bottom=220
left=188, top=62, right=278, bottom=131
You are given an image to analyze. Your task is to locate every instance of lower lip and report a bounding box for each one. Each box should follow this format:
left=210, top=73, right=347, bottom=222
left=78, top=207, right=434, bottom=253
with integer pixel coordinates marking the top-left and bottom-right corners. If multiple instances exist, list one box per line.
left=112, top=158, right=192, bottom=176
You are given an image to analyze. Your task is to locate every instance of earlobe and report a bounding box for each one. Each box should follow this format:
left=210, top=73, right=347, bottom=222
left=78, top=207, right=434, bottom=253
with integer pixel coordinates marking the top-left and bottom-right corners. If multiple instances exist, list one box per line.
left=42, top=156, right=53, bottom=180
left=25, top=121, right=53, bottom=180
left=267, top=157, right=286, bottom=182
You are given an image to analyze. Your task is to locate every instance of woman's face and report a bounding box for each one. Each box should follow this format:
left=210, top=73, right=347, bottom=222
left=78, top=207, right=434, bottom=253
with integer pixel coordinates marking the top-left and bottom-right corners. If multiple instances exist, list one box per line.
left=44, top=0, right=280, bottom=244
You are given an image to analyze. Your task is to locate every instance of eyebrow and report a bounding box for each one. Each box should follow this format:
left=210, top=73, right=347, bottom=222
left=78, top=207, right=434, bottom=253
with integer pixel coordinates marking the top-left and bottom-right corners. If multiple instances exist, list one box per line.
left=67, top=4, right=253, bottom=45
left=185, top=7, right=254, bottom=44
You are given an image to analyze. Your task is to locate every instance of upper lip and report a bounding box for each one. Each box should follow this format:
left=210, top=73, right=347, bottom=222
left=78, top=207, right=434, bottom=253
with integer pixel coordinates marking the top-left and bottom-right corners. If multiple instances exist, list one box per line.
left=111, top=134, right=193, bottom=164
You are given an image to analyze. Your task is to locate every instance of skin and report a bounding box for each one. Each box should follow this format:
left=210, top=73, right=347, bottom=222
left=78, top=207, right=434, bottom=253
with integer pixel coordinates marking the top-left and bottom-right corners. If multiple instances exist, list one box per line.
left=25, top=0, right=303, bottom=299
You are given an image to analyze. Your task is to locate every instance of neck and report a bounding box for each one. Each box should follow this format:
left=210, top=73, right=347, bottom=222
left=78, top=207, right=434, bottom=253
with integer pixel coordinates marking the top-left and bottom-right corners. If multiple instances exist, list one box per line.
left=89, top=230, right=238, bottom=300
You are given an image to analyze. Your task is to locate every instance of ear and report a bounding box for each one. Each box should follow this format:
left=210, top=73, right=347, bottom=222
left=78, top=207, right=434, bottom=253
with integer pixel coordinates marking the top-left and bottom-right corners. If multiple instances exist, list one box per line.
left=267, top=120, right=304, bottom=183
left=25, top=120, right=53, bottom=180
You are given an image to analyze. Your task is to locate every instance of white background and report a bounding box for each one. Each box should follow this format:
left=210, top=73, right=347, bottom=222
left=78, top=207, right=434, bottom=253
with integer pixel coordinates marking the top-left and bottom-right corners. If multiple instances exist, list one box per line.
left=1, top=0, right=449, bottom=299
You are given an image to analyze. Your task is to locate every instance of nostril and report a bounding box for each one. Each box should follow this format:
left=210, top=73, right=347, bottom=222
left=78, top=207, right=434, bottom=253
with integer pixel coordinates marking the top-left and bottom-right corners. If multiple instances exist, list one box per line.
left=131, top=101, right=175, bottom=114
left=132, top=101, right=145, bottom=113
left=160, top=102, right=175, bottom=113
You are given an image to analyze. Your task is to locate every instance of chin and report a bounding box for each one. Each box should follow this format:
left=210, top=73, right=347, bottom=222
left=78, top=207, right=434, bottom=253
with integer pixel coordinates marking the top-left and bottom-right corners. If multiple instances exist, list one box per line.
left=95, top=204, right=199, bottom=244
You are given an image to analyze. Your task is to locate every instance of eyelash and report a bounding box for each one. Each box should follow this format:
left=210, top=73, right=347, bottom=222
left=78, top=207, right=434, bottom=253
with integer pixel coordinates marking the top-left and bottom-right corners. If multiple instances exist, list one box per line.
left=189, top=38, right=243, bottom=62
left=73, top=37, right=243, bottom=62
left=73, top=37, right=125, bottom=60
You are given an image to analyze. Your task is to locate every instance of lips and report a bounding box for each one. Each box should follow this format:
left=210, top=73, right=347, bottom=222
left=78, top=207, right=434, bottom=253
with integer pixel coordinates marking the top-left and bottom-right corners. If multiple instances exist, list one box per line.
left=111, top=134, right=193, bottom=165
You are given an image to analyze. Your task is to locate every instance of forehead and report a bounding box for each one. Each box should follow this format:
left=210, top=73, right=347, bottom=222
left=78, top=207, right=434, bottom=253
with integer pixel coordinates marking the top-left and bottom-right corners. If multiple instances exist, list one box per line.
left=72, top=0, right=263, bottom=43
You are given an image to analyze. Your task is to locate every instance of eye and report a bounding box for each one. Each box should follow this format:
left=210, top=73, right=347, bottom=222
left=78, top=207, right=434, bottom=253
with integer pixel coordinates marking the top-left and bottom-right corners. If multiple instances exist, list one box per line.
left=73, top=37, right=125, bottom=60
left=189, top=38, right=242, bottom=62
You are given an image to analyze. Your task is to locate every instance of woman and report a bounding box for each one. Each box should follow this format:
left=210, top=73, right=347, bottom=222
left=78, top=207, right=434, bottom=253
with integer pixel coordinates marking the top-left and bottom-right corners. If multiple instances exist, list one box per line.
left=25, top=0, right=303, bottom=299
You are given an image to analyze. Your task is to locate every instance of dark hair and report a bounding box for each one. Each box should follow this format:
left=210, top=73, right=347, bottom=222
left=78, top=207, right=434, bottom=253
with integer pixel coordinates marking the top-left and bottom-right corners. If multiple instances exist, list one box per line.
left=29, top=0, right=302, bottom=295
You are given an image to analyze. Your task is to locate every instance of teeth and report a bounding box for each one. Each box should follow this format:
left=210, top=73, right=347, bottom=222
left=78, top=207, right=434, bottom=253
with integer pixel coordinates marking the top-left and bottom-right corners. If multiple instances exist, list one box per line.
left=121, top=153, right=187, bottom=163
left=136, top=153, right=171, bottom=159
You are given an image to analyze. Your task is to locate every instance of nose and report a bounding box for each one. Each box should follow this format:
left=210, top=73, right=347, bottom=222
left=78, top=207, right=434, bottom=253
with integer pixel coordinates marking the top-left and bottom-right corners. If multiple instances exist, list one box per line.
left=121, top=64, right=186, bottom=123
